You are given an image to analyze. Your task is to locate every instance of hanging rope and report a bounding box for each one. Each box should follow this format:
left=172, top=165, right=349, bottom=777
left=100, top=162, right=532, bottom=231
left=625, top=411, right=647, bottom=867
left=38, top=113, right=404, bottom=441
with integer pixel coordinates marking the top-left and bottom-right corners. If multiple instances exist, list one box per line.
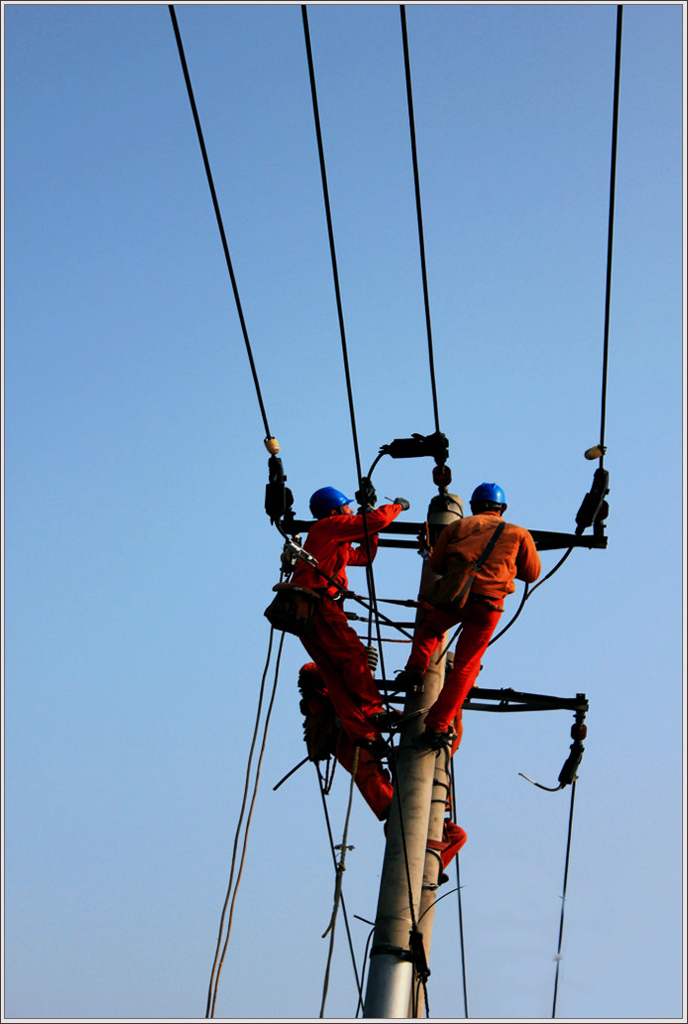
left=315, top=765, right=366, bottom=1016
left=205, top=630, right=285, bottom=1018
left=551, top=780, right=578, bottom=1018
left=598, top=5, right=624, bottom=470
left=399, top=4, right=441, bottom=436
left=168, top=5, right=273, bottom=442
left=449, top=764, right=470, bottom=1018
left=319, top=749, right=360, bottom=1016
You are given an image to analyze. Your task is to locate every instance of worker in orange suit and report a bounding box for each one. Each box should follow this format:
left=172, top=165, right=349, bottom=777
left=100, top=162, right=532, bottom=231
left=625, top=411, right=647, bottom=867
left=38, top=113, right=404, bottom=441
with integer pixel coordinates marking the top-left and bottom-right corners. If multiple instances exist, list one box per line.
left=298, top=662, right=468, bottom=877
left=291, top=485, right=409, bottom=757
left=297, top=663, right=394, bottom=821
left=397, top=483, right=541, bottom=750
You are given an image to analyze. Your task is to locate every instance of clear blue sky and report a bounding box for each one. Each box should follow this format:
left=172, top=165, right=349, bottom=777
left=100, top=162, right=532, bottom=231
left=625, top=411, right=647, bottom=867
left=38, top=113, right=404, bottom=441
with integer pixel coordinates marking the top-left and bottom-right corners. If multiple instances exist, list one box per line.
left=4, top=3, right=684, bottom=1020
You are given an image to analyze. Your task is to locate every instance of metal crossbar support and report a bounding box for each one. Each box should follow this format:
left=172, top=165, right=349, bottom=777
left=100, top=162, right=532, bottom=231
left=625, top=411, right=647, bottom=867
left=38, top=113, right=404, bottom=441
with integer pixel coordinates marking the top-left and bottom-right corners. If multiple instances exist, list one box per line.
left=286, top=519, right=607, bottom=552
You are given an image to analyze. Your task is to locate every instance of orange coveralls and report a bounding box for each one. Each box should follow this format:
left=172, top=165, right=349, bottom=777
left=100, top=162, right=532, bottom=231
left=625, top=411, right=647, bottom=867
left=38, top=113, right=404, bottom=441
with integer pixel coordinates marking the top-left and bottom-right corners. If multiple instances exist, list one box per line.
left=410, top=510, right=542, bottom=734
left=291, top=503, right=404, bottom=747
left=298, top=663, right=394, bottom=821
left=299, top=662, right=468, bottom=867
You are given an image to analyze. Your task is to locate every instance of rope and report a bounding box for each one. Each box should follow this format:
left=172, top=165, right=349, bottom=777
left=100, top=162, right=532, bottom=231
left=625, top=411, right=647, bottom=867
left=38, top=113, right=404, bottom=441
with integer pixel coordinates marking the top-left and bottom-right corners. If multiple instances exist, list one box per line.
left=399, top=4, right=441, bottom=435
left=205, top=629, right=285, bottom=1018
left=319, top=748, right=360, bottom=1016
left=168, top=5, right=273, bottom=441
left=598, top=5, right=624, bottom=469
left=551, top=780, right=578, bottom=1018
left=315, top=764, right=365, bottom=1016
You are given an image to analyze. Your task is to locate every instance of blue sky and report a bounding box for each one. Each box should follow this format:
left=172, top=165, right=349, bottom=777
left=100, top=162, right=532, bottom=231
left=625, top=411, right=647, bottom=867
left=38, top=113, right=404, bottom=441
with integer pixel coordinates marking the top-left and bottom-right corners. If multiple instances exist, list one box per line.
left=4, top=3, right=684, bottom=1020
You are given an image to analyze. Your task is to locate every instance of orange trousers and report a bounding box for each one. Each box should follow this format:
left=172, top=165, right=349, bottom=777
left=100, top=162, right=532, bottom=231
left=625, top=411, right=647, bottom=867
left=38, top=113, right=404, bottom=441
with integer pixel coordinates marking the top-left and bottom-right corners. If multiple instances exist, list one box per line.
left=300, top=598, right=385, bottom=746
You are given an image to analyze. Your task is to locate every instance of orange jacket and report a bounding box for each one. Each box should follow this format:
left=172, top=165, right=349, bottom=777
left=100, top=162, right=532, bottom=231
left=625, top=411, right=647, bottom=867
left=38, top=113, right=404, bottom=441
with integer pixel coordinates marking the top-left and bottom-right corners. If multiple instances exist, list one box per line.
left=429, top=510, right=541, bottom=608
left=292, top=503, right=404, bottom=598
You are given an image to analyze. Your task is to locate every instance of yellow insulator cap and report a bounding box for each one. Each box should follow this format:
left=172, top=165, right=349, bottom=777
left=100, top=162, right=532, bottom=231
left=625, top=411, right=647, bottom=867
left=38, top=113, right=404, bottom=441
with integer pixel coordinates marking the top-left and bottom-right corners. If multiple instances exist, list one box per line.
left=584, top=445, right=605, bottom=460
left=264, top=437, right=280, bottom=456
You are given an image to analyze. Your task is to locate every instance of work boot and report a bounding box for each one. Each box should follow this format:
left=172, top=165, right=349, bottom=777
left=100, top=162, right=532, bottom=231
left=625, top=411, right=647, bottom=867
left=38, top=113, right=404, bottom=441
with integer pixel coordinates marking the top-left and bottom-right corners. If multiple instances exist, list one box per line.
left=369, top=708, right=402, bottom=731
left=418, top=726, right=458, bottom=751
left=394, top=668, right=424, bottom=693
left=357, top=735, right=392, bottom=759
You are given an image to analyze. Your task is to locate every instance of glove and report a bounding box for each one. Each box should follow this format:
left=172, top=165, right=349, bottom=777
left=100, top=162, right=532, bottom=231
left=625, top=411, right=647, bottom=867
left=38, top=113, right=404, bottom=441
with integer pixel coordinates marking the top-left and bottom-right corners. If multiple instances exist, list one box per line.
left=356, top=477, right=377, bottom=510
left=394, top=497, right=410, bottom=511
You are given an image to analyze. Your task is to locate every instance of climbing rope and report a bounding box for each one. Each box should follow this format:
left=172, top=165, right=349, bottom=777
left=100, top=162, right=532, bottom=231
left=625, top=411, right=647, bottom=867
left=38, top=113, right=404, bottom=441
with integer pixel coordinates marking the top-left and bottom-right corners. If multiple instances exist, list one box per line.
left=205, top=629, right=285, bottom=1018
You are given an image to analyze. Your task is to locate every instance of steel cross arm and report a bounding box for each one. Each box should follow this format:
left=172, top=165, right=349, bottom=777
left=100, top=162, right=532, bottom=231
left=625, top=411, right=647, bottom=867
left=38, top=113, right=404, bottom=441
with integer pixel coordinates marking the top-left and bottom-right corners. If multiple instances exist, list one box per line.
left=285, top=519, right=606, bottom=551
left=463, top=687, right=589, bottom=713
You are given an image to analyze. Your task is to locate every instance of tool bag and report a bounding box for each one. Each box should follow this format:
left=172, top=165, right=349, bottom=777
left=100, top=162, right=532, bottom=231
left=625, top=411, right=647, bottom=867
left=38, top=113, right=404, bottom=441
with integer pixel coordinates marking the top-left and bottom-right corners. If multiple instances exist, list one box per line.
left=264, top=582, right=321, bottom=636
left=421, top=520, right=505, bottom=612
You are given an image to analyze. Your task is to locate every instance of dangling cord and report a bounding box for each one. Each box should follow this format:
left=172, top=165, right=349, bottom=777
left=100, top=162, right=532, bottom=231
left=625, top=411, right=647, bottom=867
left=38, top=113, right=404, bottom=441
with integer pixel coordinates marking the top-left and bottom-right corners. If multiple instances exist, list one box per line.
left=315, top=766, right=365, bottom=1013
left=205, top=630, right=285, bottom=1017
left=450, top=762, right=470, bottom=1018
left=552, top=780, right=578, bottom=1018
left=319, top=748, right=361, bottom=1018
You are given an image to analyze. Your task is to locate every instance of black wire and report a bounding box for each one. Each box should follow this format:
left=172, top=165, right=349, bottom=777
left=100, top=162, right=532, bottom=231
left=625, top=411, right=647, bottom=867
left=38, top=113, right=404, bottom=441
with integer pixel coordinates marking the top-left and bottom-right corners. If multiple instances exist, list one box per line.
left=449, top=766, right=469, bottom=1018
left=301, top=5, right=365, bottom=487
left=552, top=780, right=578, bottom=1018
left=168, top=5, right=273, bottom=440
left=599, top=5, right=624, bottom=469
left=300, top=5, right=394, bottom=704
left=399, top=5, right=441, bottom=436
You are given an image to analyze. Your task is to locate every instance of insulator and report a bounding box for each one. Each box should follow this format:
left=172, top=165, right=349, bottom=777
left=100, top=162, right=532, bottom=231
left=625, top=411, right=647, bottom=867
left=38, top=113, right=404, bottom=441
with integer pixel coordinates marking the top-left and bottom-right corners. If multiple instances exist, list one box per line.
left=433, top=464, right=452, bottom=488
left=366, top=644, right=379, bottom=672
left=264, top=436, right=280, bottom=455
left=571, top=721, right=588, bottom=741
left=584, top=444, right=606, bottom=460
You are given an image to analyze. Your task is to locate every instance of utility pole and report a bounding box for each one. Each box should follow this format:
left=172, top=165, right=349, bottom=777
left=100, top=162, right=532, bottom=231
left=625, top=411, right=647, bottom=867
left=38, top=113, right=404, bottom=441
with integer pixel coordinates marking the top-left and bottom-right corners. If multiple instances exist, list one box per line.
left=363, top=491, right=463, bottom=1019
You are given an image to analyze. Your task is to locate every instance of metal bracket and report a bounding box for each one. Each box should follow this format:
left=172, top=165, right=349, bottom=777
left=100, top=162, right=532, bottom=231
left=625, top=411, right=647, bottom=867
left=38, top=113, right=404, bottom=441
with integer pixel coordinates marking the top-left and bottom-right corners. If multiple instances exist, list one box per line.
left=463, top=687, right=589, bottom=714
left=287, top=519, right=607, bottom=552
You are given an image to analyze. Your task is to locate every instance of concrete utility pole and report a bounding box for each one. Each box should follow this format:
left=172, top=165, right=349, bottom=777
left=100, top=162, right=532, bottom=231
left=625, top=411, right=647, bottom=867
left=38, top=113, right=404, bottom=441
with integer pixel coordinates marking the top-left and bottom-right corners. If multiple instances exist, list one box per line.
left=363, top=491, right=463, bottom=1019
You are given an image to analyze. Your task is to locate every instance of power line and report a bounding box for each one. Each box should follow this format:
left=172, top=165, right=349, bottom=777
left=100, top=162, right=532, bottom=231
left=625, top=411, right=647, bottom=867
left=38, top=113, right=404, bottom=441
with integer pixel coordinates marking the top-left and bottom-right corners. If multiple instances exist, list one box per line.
left=301, top=4, right=366, bottom=489
left=598, top=4, right=624, bottom=468
left=168, top=5, right=273, bottom=442
left=399, top=4, right=442, bottom=436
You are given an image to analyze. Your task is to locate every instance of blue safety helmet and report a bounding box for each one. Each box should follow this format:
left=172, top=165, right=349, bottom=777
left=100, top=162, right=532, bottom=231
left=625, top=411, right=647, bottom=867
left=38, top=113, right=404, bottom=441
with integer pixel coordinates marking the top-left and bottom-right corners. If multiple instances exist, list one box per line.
left=310, top=486, right=353, bottom=519
left=470, top=482, right=506, bottom=508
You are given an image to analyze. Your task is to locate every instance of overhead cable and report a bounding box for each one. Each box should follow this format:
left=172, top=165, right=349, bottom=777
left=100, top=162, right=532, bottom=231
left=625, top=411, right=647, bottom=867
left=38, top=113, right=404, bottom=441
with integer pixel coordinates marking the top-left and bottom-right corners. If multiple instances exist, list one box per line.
left=168, top=5, right=273, bottom=441
left=399, top=5, right=442, bottom=436
left=301, top=5, right=366, bottom=488
left=598, top=4, right=624, bottom=469
left=301, top=4, right=389, bottom=699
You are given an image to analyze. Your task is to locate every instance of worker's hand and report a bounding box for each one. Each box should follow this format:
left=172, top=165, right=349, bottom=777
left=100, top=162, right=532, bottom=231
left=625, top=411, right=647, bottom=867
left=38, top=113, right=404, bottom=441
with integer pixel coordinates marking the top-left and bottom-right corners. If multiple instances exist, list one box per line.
left=394, top=497, right=410, bottom=511
left=356, top=477, right=377, bottom=511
